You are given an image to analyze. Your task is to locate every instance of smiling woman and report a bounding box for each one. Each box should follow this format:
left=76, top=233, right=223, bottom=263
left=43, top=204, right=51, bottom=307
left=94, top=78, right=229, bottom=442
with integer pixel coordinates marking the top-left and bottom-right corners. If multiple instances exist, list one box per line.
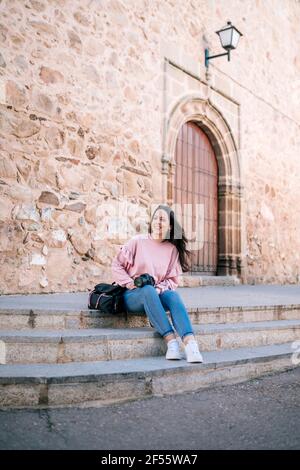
left=111, top=204, right=204, bottom=363
left=111, top=230, right=181, bottom=293
left=151, top=208, right=170, bottom=241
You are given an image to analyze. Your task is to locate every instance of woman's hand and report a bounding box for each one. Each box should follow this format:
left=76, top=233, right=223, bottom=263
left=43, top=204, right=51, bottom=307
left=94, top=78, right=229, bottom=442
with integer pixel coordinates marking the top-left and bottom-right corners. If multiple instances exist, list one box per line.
left=126, top=281, right=137, bottom=290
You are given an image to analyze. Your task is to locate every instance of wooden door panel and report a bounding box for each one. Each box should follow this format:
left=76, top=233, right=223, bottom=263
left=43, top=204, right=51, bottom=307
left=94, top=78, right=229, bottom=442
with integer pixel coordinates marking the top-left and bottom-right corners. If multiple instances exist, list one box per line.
left=174, top=121, right=218, bottom=274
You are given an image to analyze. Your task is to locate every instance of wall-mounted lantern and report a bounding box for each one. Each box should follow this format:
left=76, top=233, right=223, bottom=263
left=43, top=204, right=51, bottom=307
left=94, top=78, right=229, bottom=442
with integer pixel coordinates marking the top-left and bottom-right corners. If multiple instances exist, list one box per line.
left=205, top=21, right=243, bottom=68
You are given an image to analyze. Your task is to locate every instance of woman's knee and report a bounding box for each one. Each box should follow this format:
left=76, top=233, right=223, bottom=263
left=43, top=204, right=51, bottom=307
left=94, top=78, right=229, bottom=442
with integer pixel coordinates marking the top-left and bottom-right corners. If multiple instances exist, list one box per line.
left=162, top=289, right=181, bottom=301
left=140, top=284, right=157, bottom=296
left=123, top=289, right=144, bottom=313
left=164, top=289, right=180, bottom=297
left=161, top=290, right=185, bottom=307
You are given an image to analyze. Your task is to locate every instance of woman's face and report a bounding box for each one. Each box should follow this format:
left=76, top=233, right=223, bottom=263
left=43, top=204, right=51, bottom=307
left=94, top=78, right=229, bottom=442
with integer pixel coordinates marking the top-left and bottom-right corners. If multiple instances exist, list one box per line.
left=151, top=209, right=171, bottom=240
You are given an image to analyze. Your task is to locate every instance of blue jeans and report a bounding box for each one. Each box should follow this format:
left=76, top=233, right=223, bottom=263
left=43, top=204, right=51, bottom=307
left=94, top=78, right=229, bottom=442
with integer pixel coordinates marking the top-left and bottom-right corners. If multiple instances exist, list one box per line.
left=123, top=285, right=195, bottom=340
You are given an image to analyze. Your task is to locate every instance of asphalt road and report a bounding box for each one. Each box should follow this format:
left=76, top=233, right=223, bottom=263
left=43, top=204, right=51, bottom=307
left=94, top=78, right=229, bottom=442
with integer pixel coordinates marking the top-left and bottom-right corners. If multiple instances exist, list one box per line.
left=0, top=368, right=299, bottom=450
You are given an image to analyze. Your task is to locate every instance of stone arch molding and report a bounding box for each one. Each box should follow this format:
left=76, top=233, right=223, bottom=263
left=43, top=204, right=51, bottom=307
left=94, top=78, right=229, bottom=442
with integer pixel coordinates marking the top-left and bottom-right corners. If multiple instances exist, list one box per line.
left=163, top=95, right=243, bottom=278
left=163, top=95, right=240, bottom=183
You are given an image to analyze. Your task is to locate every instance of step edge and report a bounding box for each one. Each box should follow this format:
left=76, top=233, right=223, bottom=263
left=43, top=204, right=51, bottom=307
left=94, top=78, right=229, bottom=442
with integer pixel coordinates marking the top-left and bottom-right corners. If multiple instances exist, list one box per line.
left=1, top=303, right=300, bottom=316
left=0, top=343, right=296, bottom=384
left=1, top=319, right=300, bottom=341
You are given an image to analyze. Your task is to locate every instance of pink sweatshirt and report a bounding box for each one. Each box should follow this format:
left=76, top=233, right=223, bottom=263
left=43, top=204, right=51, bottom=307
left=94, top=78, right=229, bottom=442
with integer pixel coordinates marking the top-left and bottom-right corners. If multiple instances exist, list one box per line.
left=111, top=233, right=183, bottom=293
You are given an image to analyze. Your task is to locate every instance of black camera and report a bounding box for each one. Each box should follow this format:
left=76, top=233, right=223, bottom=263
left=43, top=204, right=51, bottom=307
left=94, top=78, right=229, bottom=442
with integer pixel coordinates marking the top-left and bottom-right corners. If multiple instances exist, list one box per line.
left=134, top=273, right=155, bottom=288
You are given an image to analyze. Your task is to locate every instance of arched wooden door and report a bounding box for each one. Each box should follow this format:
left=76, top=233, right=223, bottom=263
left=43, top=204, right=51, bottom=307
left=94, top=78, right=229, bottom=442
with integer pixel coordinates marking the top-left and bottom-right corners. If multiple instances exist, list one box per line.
left=174, top=121, right=218, bottom=274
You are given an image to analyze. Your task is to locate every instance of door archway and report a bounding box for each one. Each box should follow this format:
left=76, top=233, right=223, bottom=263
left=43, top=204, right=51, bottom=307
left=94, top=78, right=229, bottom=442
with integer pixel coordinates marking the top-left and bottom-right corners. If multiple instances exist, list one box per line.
left=174, top=121, right=218, bottom=274
left=163, top=96, right=243, bottom=278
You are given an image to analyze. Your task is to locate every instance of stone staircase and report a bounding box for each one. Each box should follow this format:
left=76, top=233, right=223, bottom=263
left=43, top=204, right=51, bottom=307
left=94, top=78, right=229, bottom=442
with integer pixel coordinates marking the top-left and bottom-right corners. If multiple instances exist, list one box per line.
left=0, top=288, right=299, bottom=408
left=179, top=274, right=240, bottom=287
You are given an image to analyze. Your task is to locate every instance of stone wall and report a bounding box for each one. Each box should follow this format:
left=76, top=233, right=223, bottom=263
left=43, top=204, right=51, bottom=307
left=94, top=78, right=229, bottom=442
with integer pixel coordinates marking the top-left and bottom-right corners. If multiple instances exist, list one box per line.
left=0, top=0, right=299, bottom=293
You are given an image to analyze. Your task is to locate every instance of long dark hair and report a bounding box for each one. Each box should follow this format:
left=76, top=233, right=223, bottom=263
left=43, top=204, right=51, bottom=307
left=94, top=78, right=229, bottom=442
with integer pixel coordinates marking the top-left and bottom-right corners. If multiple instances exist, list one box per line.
left=148, top=204, right=191, bottom=272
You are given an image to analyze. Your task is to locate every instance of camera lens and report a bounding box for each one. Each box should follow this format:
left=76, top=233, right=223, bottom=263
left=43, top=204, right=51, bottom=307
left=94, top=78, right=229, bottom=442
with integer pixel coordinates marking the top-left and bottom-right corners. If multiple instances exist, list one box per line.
left=134, top=277, right=143, bottom=287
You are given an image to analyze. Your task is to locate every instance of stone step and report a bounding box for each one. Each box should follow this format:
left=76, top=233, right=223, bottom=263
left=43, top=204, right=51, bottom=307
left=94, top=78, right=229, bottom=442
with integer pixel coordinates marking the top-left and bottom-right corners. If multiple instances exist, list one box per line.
left=1, top=320, right=300, bottom=364
left=1, top=304, right=300, bottom=330
left=0, top=342, right=297, bottom=408
left=179, top=275, right=240, bottom=287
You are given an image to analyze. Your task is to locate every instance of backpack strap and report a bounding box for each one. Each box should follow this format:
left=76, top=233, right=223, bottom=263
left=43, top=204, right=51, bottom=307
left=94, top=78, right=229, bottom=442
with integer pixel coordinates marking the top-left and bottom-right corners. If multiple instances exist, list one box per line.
left=88, top=289, right=95, bottom=309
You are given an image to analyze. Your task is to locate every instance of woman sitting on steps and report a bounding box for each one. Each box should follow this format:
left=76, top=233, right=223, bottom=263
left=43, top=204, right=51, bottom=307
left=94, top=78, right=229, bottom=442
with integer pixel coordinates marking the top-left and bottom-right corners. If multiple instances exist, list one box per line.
left=111, top=204, right=203, bottom=363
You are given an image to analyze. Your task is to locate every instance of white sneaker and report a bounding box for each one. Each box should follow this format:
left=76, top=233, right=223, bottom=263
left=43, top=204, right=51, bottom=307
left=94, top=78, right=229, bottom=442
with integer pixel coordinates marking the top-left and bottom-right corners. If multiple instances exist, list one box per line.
left=184, top=340, right=204, bottom=363
left=165, top=339, right=181, bottom=360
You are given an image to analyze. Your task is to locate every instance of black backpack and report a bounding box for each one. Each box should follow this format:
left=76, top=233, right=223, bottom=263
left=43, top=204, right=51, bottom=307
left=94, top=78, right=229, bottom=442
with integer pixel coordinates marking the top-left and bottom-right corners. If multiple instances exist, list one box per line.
left=88, top=282, right=128, bottom=318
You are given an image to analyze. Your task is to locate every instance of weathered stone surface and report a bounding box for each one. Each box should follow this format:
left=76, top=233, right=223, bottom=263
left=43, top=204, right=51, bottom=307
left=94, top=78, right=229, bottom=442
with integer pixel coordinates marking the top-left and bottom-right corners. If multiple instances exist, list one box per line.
left=68, top=30, right=82, bottom=52
left=38, top=191, right=60, bottom=206
left=4, top=184, right=33, bottom=202
left=13, top=204, right=40, bottom=222
left=51, top=210, right=79, bottom=231
left=0, top=197, right=13, bottom=221
left=83, top=64, right=100, bottom=84
left=45, top=127, right=64, bottom=149
left=18, top=269, right=37, bottom=288
left=48, top=229, right=67, bottom=248
left=29, top=1, right=46, bottom=12
left=30, top=253, right=46, bottom=266
left=6, top=80, right=27, bottom=108
left=69, top=229, right=91, bottom=255
left=29, top=21, right=57, bottom=35
left=14, top=55, right=28, bottom=71
left=39, top=66, right=64, bottom=84
left=40, top=207, right=54, bottom=222
left=56, top=156, right=80, bottom=165
left=85, top=146, right=100, bottom=160
left=73, top=11, right=90, bottom=26
left=16, top=159, right=31, bottom=181
left=67, top=138, right=83, bottom=156
left=33, top=93, right=54, bottom=114
left=102, top=181, right=120, bottom=198
left=68, top=191, right=82, bottom=200
left=0, top=0, right=299, bottom=294
left=92, top=240, right=116, bottom=266
left=26, top=222, right=41, bottom=231
left=46, top=246, right=73, bottom=285
left=0, top=156, right=16, bottom=179
left=123, top=170, right=141, bottom=196
left=35, top=160, right=58, bottom=187
left=260, top=202, right=274, bottom=222
left=11, top=119, right=40, bottom=138
left=86, top=263, right=104, bottom=277
left=57, top=165, right=89, bottom=192
left=84, top=205, right=97, bottom=226
left=0, top=52, right=6, bottom=67
left=39, top=276, right=48, bottom=288
left=64, top=202, right=86, bottom=213
left=0, top=221, right=23, bottom=253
